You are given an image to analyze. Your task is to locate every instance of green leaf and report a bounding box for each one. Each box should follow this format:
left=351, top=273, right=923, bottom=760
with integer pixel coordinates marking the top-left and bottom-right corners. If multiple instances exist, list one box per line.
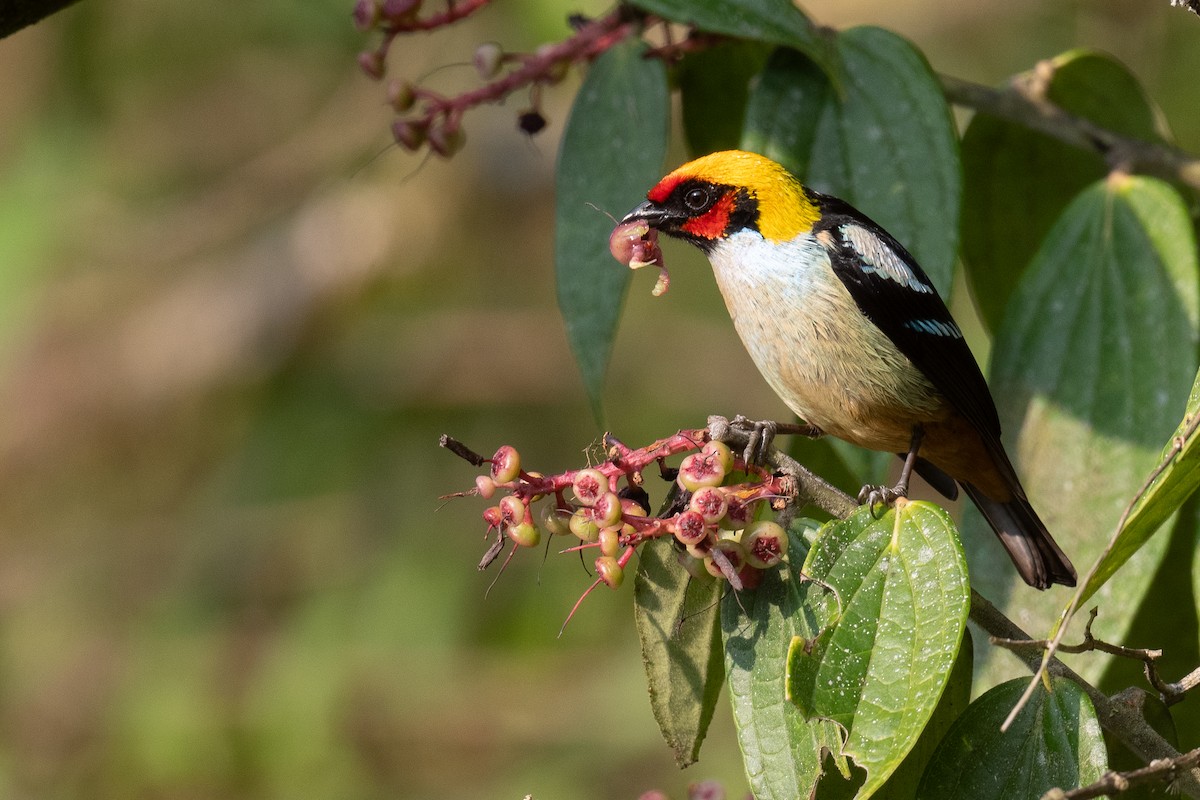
left=869, top=634, right=973, bottom=800
left=628, top=0, right=835, bottom=78
left=963, top=176, right=1199, bottom=683
left=915, top=677, right=1108, bottom=798
left=678, top=41, right=771, bottom=157
left=742, top=28, right=961, bottom=292
left=723, top=521, right=849, bottom=800
left=808, top=634, right=974, bottom=800
left=633, top=537, right=726, bottom=767
left=787, top=502, right=970, bottom=799
left=1082, top=367, right=1200, bottom=604
left=554, top=40, right=669, bottom=418
left=739, top=46, right=830, bottom=180
left=1099, top=496, right=1196, bottom=750
left=961, top=50, right=1167, bottom=330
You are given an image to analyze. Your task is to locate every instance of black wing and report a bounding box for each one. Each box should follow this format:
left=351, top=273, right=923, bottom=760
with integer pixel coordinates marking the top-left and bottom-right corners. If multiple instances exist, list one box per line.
left=811, top=192, right=1002, bottom=443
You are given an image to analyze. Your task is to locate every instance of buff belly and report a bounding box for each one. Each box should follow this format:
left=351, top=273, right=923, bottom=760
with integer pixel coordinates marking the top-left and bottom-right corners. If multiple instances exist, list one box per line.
left=707, top=230, right=950, bottom=454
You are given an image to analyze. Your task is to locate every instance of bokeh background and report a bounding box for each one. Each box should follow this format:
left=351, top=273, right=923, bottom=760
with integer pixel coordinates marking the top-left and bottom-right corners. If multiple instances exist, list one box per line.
left=0, top=1, right=1197, bottom=798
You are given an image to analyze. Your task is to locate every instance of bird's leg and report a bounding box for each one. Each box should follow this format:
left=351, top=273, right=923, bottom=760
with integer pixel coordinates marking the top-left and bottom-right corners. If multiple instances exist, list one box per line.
left=722, top=414, right=824, bottom=466
left=858, top=424, right=925, bottom=513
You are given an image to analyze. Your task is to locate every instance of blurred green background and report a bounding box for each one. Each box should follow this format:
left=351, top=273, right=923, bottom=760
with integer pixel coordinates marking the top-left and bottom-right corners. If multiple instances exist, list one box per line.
left=0, top=1, right=1197, bottom=798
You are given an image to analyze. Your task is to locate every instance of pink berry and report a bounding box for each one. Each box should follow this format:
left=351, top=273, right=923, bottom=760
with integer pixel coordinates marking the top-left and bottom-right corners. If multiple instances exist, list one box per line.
left=743, top=520, right=788, bottom=568
left=475, top=475, right=496, bottom=499
left=620, top=496, right=648, bottom=518
left=677, top=452, right=726, bottom=492
left=490, top=445, right=521, bottom=484
left=689, top=486, right=728, bottom=524
left=473, top=42, right=503, bottom=79
left=719, top=495, right=754, bottom=530
left=358, top=50, right=386, bottom=80
left=704, top=539, right=747, bottom=580
left=381, top=0, right=420, bottom=19
left=498, top=495, right=526, bottom=528
left=571, top=468, right=609, bottom=507
left=591, top=492, right=622, bottom=528
left=482, top=505, right=503, bottom=528
left=392, top=119, right=426, bottom=151
left=609, top=220, right=669, bottom=297
left=673, top=509, right=710, bottom=547
left=352, top=0, right=380, bottom=31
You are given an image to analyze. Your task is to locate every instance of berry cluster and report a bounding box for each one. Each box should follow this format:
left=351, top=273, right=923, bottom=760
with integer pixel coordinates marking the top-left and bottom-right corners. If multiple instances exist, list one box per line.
left=442, top=430, right=794, bottom=624
left=353, top=1, right=639, bottom=157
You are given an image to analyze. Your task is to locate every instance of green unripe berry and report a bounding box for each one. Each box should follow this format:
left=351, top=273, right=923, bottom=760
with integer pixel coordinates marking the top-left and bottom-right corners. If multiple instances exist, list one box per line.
left=619, top=496, right=648, bottom=518
left=507, top=521, right=540, bottom=548
left=598, top=527, right=621, bottom=558
left=428, top=123, right=465, bottom=158
left=677, top=550, right=711, bottom=581
left=701, top=440, right=736, bottom=474
left=569, top=509, right=601, bottom=543
left=387, top=79, right=416, bottom=111
left=539, top=503, right=572, bottom=536
left=595, top=556, right=624, bottom=589
left=392, top=118, right=426, bottom=151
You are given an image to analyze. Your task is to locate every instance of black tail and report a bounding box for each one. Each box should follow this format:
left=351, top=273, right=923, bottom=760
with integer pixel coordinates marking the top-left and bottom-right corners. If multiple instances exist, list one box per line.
left=960, top=483, right=1076, bottom=589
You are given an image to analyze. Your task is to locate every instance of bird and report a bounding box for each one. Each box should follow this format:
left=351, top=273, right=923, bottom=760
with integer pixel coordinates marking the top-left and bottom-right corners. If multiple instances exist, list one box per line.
left=618, top=149, right=1076, bottom=589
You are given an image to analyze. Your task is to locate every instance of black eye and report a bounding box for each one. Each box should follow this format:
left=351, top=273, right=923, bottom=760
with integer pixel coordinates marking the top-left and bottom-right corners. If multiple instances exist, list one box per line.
left=683, top=187, right=710, bottom=211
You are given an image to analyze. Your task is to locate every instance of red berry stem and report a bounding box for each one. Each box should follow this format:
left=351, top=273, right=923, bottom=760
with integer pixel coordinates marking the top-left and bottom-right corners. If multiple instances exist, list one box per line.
left=381, top=0, right=492, bottom=35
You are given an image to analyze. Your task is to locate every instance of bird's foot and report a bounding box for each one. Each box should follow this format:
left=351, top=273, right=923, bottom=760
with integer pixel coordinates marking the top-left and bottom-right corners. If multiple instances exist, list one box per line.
left=709, top=415, right=824, bottom=466
left=857, top=482, right=908, bottom=517
left=733, top=415, right=776, bottom=466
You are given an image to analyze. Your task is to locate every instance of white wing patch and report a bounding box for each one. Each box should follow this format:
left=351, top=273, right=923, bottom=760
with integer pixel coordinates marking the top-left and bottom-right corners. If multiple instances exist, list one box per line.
left=841, top=223, right=933, bottom=294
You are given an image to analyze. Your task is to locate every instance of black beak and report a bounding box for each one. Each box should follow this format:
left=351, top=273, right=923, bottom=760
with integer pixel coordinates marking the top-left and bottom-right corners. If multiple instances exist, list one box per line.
left=620, top=200, right=672, bottom=228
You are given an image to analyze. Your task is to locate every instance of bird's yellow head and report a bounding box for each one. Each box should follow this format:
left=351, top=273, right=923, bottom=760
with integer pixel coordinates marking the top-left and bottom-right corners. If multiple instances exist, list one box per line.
left=621, top=151, right=820, bottom=249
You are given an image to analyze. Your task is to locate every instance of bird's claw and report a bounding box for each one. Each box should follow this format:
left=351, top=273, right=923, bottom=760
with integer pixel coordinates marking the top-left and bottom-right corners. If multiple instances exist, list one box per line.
left=707, top=415, right=823, bottom=467
left=731, top=415, right=777, bottom=466
left=857, top=483, right=907, bottom=517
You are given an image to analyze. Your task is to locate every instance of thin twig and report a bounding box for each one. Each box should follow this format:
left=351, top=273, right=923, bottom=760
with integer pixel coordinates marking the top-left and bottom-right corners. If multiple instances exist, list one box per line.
left=989, top=607, right=1199, bottom=706
left=970, top=592, right=1200, bottom=797
left=1001, top=411, right=1200, bottom=731
left=939, top=72, right=1200, bottom=191
left=1042, top=747, right=1200, bottom=799
left=439, top=433, right=487, bottom=466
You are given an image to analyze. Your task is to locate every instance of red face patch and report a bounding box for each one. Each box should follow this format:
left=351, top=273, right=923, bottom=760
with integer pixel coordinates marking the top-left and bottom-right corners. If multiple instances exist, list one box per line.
left=681, top=191, right=735, bottom=240
left=647, top=173, right=685, bottom=204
